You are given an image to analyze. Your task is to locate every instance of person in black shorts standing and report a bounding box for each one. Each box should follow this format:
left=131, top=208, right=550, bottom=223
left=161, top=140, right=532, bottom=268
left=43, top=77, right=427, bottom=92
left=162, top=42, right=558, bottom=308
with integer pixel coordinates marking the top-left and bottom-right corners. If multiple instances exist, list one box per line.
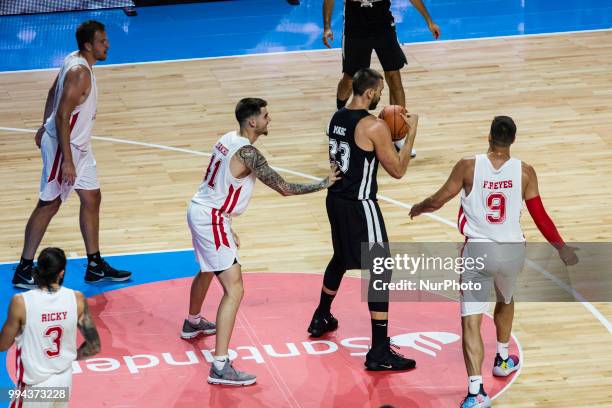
left=323, top=0, right=440, bottom=156
left=307, top=68, right=419, bottom=370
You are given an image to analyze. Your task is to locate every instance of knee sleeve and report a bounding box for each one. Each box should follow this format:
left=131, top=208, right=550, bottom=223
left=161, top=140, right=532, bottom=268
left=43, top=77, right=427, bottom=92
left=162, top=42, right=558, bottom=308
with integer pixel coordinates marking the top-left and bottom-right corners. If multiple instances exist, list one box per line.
left=368, top=301, right=389, bottom=313
left=322, top=254, right=346, bottom=291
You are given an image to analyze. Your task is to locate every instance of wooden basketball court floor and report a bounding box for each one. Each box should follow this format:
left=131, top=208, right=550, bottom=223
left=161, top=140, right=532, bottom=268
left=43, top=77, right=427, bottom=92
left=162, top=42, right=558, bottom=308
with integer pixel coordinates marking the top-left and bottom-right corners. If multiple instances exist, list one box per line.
left=1, top=30, right=612, bottom=406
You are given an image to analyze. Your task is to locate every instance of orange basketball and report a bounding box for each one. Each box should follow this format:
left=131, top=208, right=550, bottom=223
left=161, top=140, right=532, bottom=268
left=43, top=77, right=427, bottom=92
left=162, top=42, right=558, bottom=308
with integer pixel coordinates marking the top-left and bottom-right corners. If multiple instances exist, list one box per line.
left=379, top=105, right=408, bottom=141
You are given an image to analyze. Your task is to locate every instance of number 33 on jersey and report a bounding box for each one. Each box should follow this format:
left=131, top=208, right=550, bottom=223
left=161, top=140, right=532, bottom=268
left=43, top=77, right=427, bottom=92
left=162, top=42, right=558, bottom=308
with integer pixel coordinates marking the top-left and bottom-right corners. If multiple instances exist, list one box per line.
left=327, top=109, right=379, bottom=201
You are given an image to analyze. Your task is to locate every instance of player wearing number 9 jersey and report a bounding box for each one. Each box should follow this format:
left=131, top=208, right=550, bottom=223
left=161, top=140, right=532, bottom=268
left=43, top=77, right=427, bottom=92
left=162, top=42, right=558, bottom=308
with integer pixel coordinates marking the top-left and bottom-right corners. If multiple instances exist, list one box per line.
left=308, top=68, right=420, bottom=372
left=409, top=116, right=578, bottom=408
left=0, top=247, right=100, bottom=408
left=185, top=98, right=339, bottom=386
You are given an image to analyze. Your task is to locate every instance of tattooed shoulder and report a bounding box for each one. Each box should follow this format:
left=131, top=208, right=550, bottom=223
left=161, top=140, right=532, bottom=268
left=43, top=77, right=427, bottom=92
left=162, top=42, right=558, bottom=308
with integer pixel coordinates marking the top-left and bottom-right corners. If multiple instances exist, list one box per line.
left=237, top=145, right=267, bottom=171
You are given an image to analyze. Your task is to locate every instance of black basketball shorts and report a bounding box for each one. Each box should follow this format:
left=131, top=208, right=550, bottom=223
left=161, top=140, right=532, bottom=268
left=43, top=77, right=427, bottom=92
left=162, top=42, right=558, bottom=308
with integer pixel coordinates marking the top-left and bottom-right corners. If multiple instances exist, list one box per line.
left=326, top=194, right=389, bottom=270
left=342, top=28, right=407, bottom=76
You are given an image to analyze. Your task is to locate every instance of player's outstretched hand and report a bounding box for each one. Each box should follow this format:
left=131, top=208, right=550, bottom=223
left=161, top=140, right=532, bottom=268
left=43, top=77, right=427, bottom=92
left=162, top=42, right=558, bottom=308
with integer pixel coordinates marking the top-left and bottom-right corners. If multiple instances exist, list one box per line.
left=323, top=28, right=334, bottom=48
left=325, top=162, right=342, bottom=188
left=409, top=201, right=426, bottom=219
left=429, top=22, right=441, bottom=39
left=558, top=245, right=579, bottom=266
left=35, top=126, right=45, bottom=148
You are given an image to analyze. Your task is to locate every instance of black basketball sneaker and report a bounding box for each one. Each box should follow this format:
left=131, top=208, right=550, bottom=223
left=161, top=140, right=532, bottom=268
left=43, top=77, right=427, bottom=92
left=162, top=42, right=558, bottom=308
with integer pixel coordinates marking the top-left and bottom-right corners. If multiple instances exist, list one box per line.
left=365, top=337, right=416, bottom=371
left=307, top=310, right=339, bottom=337
left=85, top=258, right=132, bottom=283
left=12, top=262, right=37, bottom=290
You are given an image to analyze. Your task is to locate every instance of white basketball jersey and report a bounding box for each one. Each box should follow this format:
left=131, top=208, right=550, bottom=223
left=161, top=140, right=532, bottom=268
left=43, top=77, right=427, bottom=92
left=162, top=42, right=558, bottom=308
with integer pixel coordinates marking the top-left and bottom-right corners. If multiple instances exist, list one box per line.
left=191, top=131, right=256, bottom=217
left=14, top=287, right=78, bottom=385
left=459, top=154, right=525, bottom=243
left=44, top=51, right=98, bottom=150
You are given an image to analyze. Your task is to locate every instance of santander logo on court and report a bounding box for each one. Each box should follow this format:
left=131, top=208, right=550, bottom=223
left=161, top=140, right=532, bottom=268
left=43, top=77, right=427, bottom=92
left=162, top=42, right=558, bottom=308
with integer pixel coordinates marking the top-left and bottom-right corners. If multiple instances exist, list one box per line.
left=391, top=332, right=460, bottom=357
left=69, top=331, right=460, bottom=375
left=7, top=274, right=519, bottom=406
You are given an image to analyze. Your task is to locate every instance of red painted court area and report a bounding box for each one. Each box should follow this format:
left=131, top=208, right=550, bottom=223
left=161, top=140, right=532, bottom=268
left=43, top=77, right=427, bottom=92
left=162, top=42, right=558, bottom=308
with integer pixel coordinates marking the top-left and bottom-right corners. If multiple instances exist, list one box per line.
left=7, top=273, right=519, bottom=407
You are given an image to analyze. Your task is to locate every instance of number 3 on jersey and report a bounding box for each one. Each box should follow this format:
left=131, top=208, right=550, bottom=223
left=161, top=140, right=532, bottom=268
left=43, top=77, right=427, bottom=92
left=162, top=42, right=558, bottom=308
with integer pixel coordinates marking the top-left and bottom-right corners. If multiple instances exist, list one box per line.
left=329, top=139, right=350, bottom=173
left=44, top=326, right=63, bottom=358
left=486, top=192, right=506, bottom=224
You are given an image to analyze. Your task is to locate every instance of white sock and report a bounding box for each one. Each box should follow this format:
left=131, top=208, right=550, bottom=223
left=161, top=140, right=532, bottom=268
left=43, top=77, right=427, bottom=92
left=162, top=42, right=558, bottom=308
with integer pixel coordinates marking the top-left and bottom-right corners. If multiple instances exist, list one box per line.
left=497, top=341, right=509, bottom=360
left=188, top=314, right=201, bottom=325
left=468, top=375, right=482, bottom=395
left=213, top=355, right=228, bottom=371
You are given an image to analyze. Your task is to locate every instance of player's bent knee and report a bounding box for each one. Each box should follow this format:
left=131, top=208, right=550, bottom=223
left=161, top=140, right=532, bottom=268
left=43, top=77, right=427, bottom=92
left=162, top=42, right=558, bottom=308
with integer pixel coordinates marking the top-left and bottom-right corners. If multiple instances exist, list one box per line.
left=37, top=197, right=61, bottom=213
left=340, top=73, right=353, bottom=83
left=227, top=283, right=244, bottom=302
left=461, top=315, right=483, bottom=333
left=322, top=255, right=346, bottom=291
left=78, top=189, right=102, bottom=208
left=384, top=71, right=403, bottom=86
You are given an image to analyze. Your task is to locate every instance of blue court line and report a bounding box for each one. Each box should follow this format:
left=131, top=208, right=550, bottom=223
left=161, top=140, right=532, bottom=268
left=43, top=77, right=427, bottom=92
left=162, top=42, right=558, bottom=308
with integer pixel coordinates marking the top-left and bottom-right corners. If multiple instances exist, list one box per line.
left=1, top=0, right=611, bottom=71
left=0, top=250, right=200, bottom=393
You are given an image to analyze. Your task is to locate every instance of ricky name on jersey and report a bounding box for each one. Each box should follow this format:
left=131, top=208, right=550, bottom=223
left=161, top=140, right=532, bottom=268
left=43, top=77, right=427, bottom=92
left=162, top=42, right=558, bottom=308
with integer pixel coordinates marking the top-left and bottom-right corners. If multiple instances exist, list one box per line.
left=41, top=312, right=69, bottom=322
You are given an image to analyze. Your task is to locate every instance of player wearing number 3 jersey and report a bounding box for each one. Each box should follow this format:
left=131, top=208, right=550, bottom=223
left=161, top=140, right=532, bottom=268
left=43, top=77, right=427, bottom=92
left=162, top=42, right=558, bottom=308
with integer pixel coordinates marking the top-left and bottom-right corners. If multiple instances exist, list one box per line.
left=184, top=98, right=340, bottom=386
left=0, top=248, right=101, bottom=408
left=409, top=116, right=579, bottom=408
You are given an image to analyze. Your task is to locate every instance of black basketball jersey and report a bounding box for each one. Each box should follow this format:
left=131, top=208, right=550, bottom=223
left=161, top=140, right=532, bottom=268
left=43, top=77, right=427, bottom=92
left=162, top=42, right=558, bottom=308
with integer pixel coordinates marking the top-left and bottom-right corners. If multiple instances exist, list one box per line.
left=328, top=108, right=378, bottom=201
left=344, top=0, right=395, bottom=37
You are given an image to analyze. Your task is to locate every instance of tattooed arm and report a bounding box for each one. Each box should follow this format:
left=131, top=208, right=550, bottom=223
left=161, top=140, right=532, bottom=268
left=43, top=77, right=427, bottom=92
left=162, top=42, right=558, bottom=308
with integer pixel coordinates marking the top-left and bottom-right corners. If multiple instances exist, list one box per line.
left=75, top=291, right=101, bottom=360
left=236, top=145, right=340, bottom=196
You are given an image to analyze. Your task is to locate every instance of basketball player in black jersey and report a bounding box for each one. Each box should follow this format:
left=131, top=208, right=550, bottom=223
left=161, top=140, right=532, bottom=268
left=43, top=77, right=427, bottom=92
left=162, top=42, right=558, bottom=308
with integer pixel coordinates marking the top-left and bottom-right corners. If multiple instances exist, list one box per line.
left=324, top=0, right=440, bottom=110
left=323, top=0, right=439, bottom=157
left=308, top=68, right=419, bottom=370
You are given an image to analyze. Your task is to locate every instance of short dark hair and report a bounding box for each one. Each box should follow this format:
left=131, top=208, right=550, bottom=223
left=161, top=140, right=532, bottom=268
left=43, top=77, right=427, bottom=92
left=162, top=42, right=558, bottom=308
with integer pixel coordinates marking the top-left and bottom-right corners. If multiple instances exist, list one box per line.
left=76, top=20, right=105, bottom=52
left=490, top=116, right=517, bottom=147
left=33, top=247, right=66, bottom=288
left=352, top=68, right=383, bottom=96
left=235, top=98, right=268, bottom=127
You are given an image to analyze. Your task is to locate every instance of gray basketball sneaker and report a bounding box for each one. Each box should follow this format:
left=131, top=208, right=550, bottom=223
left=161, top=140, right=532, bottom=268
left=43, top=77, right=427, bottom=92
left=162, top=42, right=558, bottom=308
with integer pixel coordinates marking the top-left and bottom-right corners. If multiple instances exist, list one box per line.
left=208, top=360, right=256, bottom=386
left=180, top=318, right=216, bottom=339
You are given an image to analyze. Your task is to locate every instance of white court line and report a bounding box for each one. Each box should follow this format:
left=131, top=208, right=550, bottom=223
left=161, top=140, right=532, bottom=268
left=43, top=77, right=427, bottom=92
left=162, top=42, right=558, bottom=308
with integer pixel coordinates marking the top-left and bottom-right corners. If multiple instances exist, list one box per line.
left=526, top=259, right=612, bottom=334
left=489, top=311, right=524, bottom=401
left=1, top=125, right=610, bottom=335
left=227, top=277, right=302, bottom=408
left=0, top=28, right=611, bottom=75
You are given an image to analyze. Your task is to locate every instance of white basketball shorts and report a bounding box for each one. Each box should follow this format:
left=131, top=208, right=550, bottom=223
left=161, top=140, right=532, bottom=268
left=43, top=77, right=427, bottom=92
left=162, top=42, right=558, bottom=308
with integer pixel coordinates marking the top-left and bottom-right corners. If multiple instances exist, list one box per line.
left=460, top=241, right=526, bottom=316
left=39, top=132, right=99, bottom=202
left=187, top=201, right=239, bottom=272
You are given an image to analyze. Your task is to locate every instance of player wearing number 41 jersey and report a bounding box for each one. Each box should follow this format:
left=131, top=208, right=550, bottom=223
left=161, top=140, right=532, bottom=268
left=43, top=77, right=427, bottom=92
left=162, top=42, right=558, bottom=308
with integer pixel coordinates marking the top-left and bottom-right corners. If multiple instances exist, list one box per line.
left=409, top=116, right=579, bottom=408
left=184, top=98, right=340, bottom=386
left=0, top=248, right=101, bottom=408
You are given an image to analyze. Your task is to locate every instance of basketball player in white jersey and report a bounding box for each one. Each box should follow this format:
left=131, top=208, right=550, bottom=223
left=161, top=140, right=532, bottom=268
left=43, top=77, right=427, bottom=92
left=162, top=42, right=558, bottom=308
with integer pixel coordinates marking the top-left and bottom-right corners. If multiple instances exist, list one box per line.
left=12, top=21, right=131, bottom=290
left=183, top=98, right=340, bottom=386
left=409, top=116, right=578, bottom=408
left=1, top=247, right=101, bottom=408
